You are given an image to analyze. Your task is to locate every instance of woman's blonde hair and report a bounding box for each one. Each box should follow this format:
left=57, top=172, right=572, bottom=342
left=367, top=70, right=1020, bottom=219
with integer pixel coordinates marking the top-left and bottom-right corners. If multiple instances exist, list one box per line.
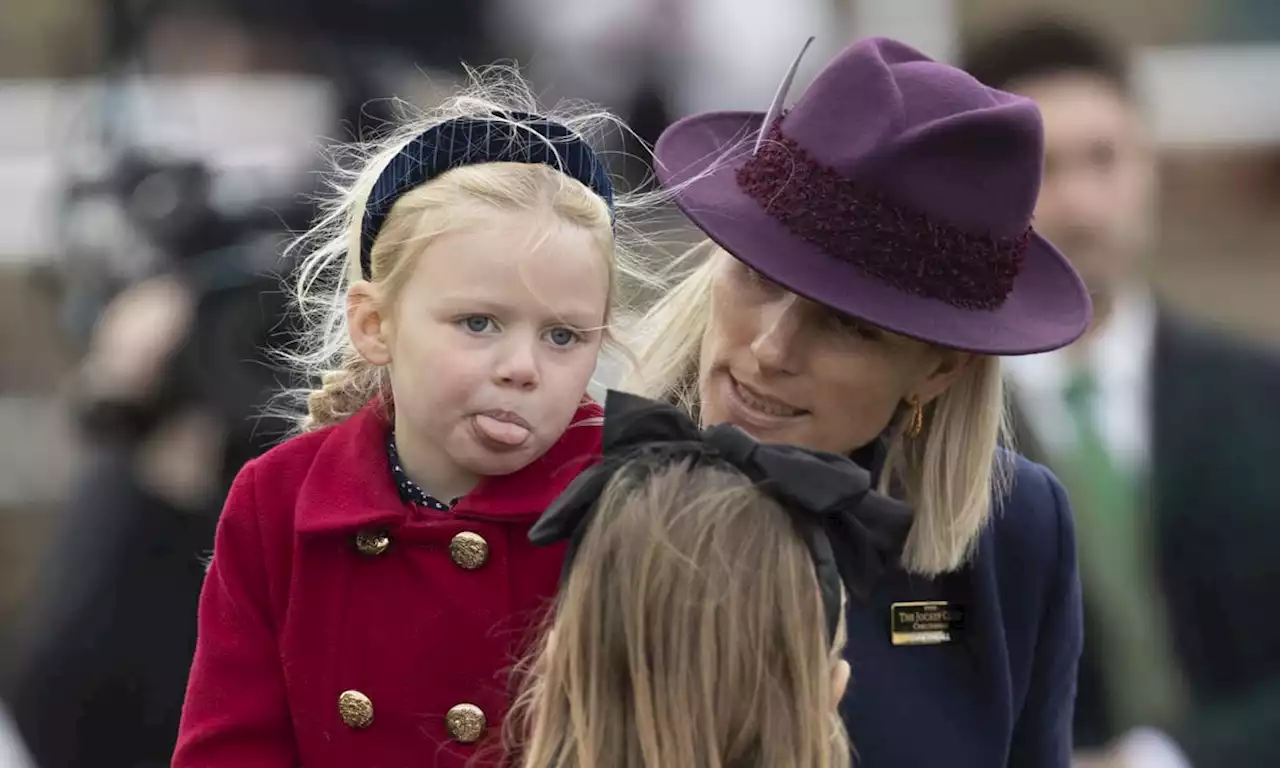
left=279, top=65, right=662, bottom=432
left=508, top=457, right=850, bottom=768
left=621, top=246, right=1012, bottom=577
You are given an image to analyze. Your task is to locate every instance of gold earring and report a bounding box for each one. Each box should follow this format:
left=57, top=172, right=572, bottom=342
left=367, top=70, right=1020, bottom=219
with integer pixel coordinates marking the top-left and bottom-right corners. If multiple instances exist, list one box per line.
left=904, top=395, right=924, bottom=438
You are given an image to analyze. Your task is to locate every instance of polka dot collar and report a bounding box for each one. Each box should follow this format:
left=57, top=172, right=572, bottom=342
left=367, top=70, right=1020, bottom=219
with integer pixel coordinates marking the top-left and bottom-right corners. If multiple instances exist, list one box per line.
left=386, top=431, right=458, bottom=512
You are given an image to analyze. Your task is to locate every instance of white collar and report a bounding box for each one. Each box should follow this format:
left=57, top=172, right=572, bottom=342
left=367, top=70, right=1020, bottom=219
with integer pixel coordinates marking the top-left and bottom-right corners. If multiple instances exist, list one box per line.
left=1004, top=287, right=1157, bottom=471
left=1090, top=286, right=1157, bottom=393
left=1005, top=287, right=1155, bottom=389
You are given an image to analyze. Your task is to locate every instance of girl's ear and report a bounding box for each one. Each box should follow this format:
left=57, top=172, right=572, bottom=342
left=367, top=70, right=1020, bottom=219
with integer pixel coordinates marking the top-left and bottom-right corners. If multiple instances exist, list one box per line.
left=348, top=281, right=393, bottom=366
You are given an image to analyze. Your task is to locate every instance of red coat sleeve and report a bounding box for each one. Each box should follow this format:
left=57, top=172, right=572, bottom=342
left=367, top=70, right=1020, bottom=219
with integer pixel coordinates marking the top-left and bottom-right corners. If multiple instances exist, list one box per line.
left=174, top=462, right=298, bottom=767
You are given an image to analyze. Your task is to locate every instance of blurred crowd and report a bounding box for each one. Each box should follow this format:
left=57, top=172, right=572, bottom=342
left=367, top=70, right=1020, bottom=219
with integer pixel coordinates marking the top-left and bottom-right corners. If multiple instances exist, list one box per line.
left=0, top=1, right=1277, bottom=767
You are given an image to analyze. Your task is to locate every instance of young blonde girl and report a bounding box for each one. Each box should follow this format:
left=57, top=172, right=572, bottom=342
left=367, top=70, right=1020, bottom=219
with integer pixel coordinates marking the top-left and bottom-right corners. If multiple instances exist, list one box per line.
left=508, top=390, right=913, bottom=767
left=174, top=69, right=655, bottom=768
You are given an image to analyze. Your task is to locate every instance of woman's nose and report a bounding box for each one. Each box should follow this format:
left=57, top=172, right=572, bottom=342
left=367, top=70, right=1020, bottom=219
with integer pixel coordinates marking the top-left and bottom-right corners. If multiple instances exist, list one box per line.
left=750, top=295, right=804, bottom=374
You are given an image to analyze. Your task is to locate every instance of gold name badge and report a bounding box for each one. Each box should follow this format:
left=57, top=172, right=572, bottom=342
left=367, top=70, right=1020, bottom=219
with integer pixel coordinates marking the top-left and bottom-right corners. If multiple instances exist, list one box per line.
left=890, top=601, right=964, bottom=646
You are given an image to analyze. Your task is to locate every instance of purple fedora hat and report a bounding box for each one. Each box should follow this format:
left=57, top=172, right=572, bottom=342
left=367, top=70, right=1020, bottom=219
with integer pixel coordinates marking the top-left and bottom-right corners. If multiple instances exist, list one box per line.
left=654, top=36, right=1091, bottom=355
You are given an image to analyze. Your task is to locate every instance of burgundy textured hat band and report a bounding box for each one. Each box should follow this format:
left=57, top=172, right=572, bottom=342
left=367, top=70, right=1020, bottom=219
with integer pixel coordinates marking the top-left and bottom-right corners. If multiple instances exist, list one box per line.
left=735, top=121, right=1029, bottom=311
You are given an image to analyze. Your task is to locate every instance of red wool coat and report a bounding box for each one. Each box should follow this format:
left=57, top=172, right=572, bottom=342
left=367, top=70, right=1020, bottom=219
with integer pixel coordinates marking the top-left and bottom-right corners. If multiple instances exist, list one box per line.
left=173, top=401, right=603, bottom=767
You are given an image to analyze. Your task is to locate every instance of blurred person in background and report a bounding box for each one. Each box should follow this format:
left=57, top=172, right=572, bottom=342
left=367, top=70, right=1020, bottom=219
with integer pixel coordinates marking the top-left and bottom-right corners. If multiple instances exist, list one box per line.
left=5, top=5, right=324, bottom=766
left=6, top=151, right=300, bottom=768
left=963, top=18, right=1280, bottom=768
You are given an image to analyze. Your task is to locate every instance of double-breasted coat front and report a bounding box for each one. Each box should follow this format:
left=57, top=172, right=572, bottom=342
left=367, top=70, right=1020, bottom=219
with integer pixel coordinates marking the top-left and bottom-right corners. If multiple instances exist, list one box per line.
left=173, top=401, right=603, bottom=767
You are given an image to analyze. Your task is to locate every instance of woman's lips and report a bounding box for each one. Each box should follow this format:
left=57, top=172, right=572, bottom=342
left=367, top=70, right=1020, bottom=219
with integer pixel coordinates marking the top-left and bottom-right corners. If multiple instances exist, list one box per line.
left=731, top=377, right=807, bottom=417
left=721, top=374, right=809, bottom=431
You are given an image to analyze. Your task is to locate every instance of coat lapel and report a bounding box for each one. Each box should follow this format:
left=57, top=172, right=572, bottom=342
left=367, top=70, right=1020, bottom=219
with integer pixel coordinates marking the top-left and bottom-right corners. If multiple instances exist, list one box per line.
left=293, top=402, right=604, bottom=536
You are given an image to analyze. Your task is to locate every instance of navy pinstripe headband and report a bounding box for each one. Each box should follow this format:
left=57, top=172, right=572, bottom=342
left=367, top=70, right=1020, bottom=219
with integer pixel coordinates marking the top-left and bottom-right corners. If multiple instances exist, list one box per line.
left=359, top=111, right=615, bottom=278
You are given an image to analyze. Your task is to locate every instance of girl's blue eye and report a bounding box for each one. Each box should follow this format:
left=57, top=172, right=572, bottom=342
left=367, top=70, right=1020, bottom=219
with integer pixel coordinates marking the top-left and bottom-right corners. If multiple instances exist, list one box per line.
left=463, top=316, right=495, bottom=333
left=547, top=328, right=579, bottom=347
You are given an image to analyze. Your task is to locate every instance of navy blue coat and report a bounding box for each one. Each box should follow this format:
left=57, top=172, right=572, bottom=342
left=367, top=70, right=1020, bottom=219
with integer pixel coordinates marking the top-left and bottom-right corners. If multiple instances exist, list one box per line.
left=840, top=454, right=1081, bottom=767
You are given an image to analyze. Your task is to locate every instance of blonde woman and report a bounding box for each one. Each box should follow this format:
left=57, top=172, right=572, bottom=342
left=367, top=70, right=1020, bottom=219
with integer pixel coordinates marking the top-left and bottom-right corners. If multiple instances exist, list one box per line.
left=624, top=37, right=1092, bottom=767
left=510, top=390, right=913, bottom=767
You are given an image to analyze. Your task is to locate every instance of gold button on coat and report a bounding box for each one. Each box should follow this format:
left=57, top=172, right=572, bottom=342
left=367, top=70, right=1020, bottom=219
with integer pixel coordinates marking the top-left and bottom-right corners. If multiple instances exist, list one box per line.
left=449, top=532, right=489, bottom=570
left=445, top=703, right=486, bottom=743
left=338, top=690, right=374, bottom=729
left=354, top=529, right=391, bottom=556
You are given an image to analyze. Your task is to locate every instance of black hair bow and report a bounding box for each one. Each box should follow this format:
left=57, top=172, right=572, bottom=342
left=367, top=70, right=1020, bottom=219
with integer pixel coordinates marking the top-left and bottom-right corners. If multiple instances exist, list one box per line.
left=529, top=390, right=914, bottom=645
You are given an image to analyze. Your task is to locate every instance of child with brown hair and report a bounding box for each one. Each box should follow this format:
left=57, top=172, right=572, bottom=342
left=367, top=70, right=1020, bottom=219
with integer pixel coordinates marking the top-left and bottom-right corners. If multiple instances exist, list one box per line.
left=509, top=390, right=913, bottom=767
